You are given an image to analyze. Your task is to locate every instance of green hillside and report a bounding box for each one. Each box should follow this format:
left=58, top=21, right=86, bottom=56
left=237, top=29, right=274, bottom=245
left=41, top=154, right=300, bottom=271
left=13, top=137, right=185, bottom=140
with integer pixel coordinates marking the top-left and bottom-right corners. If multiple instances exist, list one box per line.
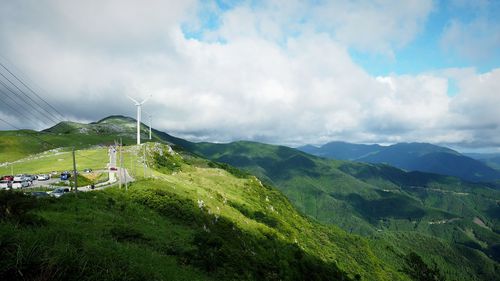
left=1, top=143, right=409, bottom=281
left=1, top=116, right=499, bottom=280
left=182, top=141, right=500, bottom=280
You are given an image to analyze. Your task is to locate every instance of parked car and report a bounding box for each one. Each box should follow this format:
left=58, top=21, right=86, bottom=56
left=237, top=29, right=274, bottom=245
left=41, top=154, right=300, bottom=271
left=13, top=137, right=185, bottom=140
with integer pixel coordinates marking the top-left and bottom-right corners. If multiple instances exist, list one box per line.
left=110, top=167, right=117, bottom=171
left=12, top=180, right=30, bottom=189
left=13, top=174, right=28, bottom=181
left=60, top=172, right=71, bottom=180
left=83, top=168, right=92, bottom=173
left=30, top=191, right=49, bottom=198
left=37, top=174, right=50, bottom=181
left=1, top=175, right=14, bottom=181
left=0, top=180, right=12, bottom=190
left=50, top=188, right=70, bottom=198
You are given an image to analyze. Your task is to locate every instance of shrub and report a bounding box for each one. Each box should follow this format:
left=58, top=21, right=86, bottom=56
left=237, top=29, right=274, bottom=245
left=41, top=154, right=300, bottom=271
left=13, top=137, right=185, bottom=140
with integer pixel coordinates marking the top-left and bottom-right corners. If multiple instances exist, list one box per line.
left=0, top=191, right=44, bottom=225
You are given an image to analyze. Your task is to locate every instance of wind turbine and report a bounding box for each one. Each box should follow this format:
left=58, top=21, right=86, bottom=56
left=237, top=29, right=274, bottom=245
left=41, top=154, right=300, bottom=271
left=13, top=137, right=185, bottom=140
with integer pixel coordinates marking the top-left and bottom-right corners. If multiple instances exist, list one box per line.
left=127, top=95, right=151, bottom=145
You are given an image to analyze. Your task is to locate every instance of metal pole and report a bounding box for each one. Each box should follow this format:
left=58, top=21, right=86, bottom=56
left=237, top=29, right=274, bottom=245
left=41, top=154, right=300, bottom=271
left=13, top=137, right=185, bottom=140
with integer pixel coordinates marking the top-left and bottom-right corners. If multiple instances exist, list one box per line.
left=149, top=115, right=152, bottom=140
left=72, top=147, right=78, bottom=193
left=137, top=105, right=141, bottom=145
left=118, top=140, right=122, bottom=189
left=121, top=138, right=127, bottom=191
left=122, top=145, right=128, bottom=191
left=143, top=144, right=146, bottom=178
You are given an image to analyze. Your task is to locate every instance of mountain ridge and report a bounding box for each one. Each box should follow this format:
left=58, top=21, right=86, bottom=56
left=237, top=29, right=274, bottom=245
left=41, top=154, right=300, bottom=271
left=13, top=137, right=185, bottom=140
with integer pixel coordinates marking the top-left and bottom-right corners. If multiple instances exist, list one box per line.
left=298, top=141, right=500, bottom=182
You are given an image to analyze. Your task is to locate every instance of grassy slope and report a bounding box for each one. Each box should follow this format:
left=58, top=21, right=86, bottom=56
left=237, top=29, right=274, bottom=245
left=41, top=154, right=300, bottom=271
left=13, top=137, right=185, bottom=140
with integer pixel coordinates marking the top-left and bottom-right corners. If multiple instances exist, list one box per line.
left=0, top=143, right=407, bottom=281
left=186, top=141, right=500, bottom=280
left=0, top=147, right=110, bottom=175
left=1, top=118, right=498, bottom=279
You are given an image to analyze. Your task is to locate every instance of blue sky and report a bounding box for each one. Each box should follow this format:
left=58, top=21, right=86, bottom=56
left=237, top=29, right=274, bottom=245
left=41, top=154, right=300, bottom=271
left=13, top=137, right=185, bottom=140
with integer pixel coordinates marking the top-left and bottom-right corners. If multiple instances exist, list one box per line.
left=351, top=0, right=500, bottom=76
left=187, top=0, right=500, bottom=76
left=1, top=0, right=499, bottom=151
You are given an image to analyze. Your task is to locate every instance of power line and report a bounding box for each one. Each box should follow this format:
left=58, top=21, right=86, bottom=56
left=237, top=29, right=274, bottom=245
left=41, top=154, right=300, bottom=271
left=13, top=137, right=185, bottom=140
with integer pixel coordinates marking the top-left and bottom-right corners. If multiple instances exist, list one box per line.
left=0, top=62, right=66, bottom=121
left=0, top=86, right=46, bottom=127
left=0, top=72, right=60, bottom=124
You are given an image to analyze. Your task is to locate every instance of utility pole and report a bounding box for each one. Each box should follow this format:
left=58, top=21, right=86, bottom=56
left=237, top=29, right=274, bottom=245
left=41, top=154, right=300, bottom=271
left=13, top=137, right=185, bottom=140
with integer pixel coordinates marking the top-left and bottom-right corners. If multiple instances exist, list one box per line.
left=121, top=138, right=127, bottom=191
left=143, top=144, right=147, bottom=178
left=118, top=140, right=122, bottom=189
left=72, top=147, right=78, bottom=193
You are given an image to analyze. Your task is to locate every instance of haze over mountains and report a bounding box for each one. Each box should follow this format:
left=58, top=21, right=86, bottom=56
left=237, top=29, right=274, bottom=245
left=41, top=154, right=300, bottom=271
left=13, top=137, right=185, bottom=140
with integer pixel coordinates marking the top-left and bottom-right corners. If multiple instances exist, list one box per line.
left=299, top=141, right=500, bottom=183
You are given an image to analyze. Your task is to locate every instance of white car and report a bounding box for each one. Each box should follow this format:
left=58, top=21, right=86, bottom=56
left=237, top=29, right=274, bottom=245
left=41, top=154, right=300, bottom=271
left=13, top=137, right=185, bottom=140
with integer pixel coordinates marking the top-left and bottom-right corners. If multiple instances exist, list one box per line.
left=0, top=180, right=12, bottom=189
left=37, top=174, right=50, bottom=181
left=12, top=180, right=30, bottom=189
left=13, top=174, right=28, bottom=181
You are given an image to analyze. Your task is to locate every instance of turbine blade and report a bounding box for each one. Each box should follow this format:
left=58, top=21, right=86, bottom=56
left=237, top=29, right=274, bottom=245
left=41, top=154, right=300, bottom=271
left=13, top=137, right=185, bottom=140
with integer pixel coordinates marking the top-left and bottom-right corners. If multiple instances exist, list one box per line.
left=139, top=94, right=152, bottom=105
left=127, top=95, right=139, bottom=105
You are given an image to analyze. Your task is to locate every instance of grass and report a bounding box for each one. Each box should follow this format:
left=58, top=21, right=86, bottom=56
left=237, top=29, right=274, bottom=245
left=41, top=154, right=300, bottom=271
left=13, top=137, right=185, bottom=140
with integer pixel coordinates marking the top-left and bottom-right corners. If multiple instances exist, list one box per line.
left=184, top=140, right=500, bottom=280
left=1, top=117, right=498, bottom=280
left=0, top=147, right=110, bottom=176
left=0, top=143, right=409, bottom=280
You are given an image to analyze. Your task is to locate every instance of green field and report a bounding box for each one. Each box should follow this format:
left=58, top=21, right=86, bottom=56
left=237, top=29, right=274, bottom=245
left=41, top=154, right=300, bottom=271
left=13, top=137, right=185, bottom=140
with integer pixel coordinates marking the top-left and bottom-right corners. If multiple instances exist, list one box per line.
left=0, top=147, right=110, bottom=176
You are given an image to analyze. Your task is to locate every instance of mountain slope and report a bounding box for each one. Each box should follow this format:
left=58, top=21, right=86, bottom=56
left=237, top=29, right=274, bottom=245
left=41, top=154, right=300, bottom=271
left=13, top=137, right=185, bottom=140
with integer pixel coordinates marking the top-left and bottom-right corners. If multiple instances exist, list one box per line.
left=298, top=142, right=500, bottom=182
left=178, top=141, right=500, bottom=280
left=0, top=142, right=408, bottom=281
left=2, top=116, right=498, bottom=280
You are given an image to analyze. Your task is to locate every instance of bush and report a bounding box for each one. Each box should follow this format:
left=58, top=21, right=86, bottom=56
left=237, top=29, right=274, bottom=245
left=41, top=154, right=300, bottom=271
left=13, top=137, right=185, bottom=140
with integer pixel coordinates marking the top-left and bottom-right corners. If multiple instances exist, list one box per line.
left=208, top=161, right=250, bottom=178
left=402, top=252, right=444, bottom=281
left=0, top=191, right=44, bottom=225
left=109, top=225, right=149, bottom=243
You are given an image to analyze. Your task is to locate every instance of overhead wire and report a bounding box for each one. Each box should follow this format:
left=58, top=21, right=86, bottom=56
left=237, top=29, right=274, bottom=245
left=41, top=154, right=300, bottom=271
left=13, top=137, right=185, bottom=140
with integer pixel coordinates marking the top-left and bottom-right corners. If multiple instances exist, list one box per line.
left=0, top=61, right=66, bottom=121
left=0, top=86, right=46, bottom=126
left=0, top=75, right=60, bottom=125
left=0, top=61, right=103, bottom=164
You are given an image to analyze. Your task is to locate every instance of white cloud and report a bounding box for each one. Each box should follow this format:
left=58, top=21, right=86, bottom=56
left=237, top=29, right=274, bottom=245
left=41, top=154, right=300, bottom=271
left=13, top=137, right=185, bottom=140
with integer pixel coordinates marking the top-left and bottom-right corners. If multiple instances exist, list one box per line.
left=313, top=0, right=434, bottom=56
left=441, top=18, right=500, bottom=62
left=0, top=0, right=498, bottom=150
left=440, top=0, right=500, bottom=63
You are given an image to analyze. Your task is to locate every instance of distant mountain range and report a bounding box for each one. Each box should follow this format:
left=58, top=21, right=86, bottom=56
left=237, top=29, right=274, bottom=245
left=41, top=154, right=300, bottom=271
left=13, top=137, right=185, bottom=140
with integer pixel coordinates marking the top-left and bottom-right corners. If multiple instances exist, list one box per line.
left=298, top=141, right=500, bottom=183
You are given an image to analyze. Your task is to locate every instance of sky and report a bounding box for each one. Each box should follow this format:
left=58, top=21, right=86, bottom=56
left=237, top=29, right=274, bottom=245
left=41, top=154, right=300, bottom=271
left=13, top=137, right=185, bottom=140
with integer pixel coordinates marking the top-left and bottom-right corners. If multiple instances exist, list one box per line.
left=0, top=0, right=499, bottom=152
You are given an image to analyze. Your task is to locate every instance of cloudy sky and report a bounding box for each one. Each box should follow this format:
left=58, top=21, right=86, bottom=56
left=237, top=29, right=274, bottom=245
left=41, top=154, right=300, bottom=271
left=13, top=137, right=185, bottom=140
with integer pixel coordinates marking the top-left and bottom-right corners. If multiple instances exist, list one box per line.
left=0, top=0, right=499, bottom=151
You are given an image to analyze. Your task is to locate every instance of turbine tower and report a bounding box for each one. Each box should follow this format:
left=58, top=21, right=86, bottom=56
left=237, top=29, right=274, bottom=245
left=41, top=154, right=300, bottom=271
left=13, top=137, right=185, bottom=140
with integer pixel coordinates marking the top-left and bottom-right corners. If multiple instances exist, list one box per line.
left=148, top=114, right=152, bottom=140
left=127, top=95, right=151, bottom=145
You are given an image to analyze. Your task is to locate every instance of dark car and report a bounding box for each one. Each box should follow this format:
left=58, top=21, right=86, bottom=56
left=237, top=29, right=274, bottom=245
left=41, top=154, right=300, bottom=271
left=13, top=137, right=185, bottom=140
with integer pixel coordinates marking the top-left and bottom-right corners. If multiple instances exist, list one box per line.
left=83, top=168, right=92, bottom=173
left=31, top=191, right=49, bottom=198
left=60, top=172, right=71, bottom=180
